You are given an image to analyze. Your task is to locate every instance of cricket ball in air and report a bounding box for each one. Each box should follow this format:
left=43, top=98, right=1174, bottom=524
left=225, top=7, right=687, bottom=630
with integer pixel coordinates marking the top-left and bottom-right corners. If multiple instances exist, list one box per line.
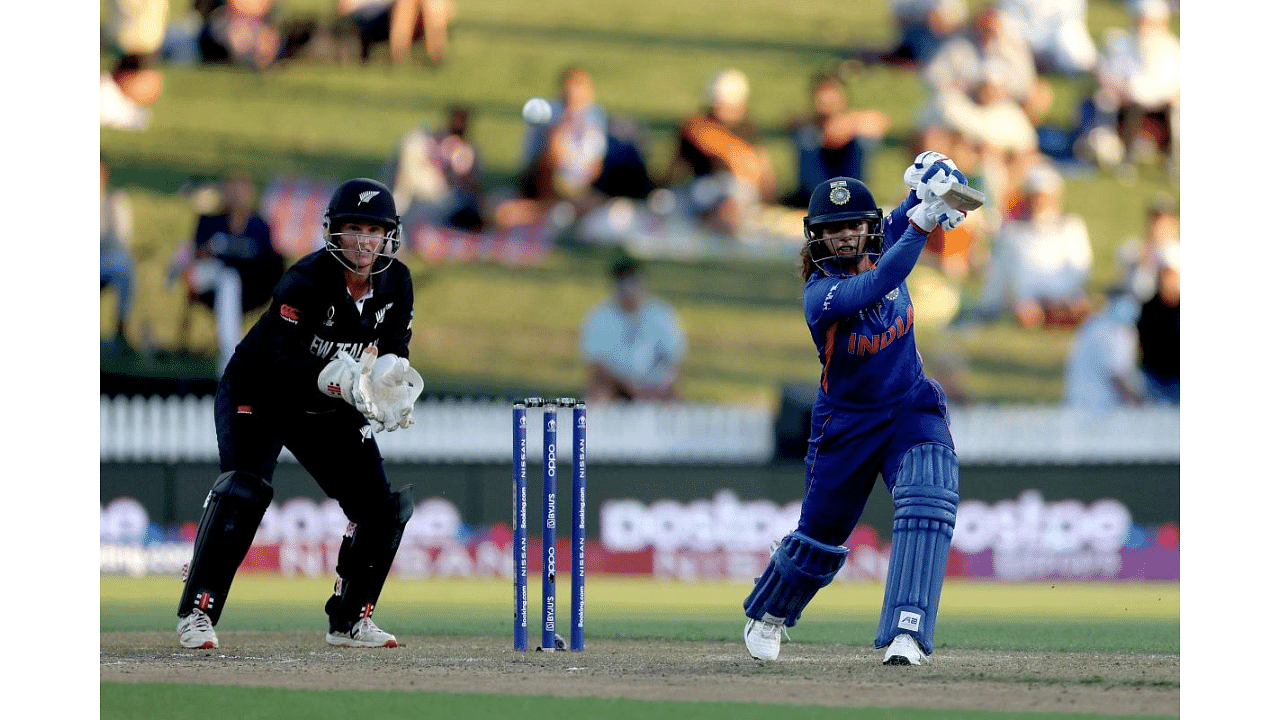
left=522, top=97, right=553, bottom=125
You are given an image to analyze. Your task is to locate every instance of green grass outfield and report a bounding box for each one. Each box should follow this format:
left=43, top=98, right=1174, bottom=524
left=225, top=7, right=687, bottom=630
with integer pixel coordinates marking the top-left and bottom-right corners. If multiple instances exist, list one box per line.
left=102, top=576, right=1178, bottom=719
left=102, top=575, right=1179, bottom=651
left=99, top=684, right=1163, bottom=720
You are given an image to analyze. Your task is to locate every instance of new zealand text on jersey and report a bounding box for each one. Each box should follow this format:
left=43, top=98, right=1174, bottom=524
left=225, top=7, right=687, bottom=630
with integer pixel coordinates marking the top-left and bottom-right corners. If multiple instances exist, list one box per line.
left=850, top=304, right=914, bottom=356
left=309, top=336, right=371, bottom=360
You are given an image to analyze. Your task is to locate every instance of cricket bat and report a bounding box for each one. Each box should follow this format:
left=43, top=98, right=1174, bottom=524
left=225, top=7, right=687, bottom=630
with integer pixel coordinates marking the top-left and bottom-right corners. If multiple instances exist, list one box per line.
left=932, top=178, right=986, bottom=212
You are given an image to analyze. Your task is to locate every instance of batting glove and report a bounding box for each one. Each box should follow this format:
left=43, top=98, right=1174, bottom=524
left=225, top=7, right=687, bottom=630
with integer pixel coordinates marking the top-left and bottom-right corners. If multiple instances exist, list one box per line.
left=917, top=158, right=970, bottom=200
left=908, top=189, right=966, bottom=233
left=904, top=151, right=955, bottom=193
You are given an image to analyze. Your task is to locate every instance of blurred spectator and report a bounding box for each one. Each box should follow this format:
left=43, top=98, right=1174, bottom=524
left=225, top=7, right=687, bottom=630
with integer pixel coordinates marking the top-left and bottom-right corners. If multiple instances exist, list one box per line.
left=997, top=0, right=1098, bottom=75
left=1063, top=287, right=1145, bottom=410
left=101, top=0, right=170, bottom=131
left=509, top=66, right=610, bottom=222
left=100, top=160, right=137, bottom=352
left=385, top=104, right=485, bottom=232
left=934, top=69, right=1041, bottom=207
left=196, top=0, right=283, bottom=71
left=1116, top=192, right=1178, bottom=302
left=915, top=4, right=1050, bottom=213
left=592, top=115, right=656, bottom=202
left=170, top=173, right=285, bottom=373
left=334, top=0, right=393, bottom=62
left=1135, top=242, right=1179, bottom=404
left=338, top=0, right=454, bottom=65
left=784, top=71, right=890, bottom=208
left=1034, top=77, right=1123, bottom=168
left=884, top=0, right=968, bottom=65
left=661, top=68, right=777, bottom=239
left=977, top=161, right=1093, bottom=328
left=919, top=5, right=1052, bottom=132
left=389, top=0, right=455, bottom=65
left=1095, top=0, right=1180, bottom=175
left=580, top=254, right=688, bottom=404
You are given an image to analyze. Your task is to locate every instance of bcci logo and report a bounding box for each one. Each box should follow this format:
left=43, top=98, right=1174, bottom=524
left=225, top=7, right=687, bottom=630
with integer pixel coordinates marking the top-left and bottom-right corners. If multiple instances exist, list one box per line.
left=829, top=182, right=851, bottom=205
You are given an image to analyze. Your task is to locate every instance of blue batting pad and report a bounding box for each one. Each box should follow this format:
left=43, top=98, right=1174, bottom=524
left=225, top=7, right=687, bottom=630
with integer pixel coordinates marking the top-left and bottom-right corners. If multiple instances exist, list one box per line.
left=744, top=531, right=848, bottom=626
left=875, top=443, right=959, bottom=654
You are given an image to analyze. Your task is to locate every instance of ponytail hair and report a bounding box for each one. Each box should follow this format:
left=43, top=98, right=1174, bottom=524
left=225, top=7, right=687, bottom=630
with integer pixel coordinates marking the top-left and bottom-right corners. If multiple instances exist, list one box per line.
left=797, top=244, right=817, bottom=281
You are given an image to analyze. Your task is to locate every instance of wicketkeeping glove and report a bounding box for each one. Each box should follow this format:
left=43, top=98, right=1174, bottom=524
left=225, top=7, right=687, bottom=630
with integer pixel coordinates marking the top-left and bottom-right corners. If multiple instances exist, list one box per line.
left=317, top=349, right=377, bottom=416
left=364, top=352, right=425, bottom=432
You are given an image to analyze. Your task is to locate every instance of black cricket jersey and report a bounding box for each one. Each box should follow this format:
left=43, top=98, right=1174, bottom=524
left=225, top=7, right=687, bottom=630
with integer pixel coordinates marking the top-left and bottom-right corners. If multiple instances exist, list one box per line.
left=222, top=250, right=414, bottom=414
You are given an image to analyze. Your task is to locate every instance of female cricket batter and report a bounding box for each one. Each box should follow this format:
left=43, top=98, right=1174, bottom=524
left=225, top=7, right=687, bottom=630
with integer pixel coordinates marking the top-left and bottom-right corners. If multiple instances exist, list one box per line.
left=743, top=153, right=973, bottom=665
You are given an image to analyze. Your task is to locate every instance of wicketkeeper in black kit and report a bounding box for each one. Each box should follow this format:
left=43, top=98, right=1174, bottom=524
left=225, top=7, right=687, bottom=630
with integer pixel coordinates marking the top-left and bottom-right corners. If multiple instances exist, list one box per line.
left=177, top=178, right=424, bottom=649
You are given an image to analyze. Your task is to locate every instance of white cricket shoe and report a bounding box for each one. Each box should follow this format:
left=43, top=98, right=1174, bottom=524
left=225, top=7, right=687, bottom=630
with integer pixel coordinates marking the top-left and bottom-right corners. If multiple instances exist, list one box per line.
left=882, top=633, right=926, bottom=665
left=744, top=616, right=785, bottom=661
left=326, top=617, right=399, bottom=648
left=177, top=609, right=218, bottom=649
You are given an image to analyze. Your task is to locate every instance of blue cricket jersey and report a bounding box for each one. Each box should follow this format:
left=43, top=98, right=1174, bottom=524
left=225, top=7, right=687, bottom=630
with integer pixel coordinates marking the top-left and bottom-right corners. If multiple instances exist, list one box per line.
left=803, top=193, right=930, bottom=413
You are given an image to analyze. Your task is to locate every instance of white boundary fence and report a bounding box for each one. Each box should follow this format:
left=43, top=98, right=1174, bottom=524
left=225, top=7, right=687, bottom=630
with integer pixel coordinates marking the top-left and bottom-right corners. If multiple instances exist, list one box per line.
left=99, top=396, right=1178, bottom=465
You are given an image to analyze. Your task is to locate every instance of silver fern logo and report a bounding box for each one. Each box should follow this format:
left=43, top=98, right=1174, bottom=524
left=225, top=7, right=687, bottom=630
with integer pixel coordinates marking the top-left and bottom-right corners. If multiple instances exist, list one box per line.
left=358, top=190, right=379, bottom=204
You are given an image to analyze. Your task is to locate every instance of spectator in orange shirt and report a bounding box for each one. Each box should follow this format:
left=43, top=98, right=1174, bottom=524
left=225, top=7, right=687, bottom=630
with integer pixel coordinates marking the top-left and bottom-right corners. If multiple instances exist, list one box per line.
left=661, top=69, right=777, bottom=238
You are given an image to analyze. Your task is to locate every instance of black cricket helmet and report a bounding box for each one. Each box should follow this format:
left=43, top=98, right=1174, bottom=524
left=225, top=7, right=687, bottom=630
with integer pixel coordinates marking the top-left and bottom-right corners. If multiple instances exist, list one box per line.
left=803, top=177, right=884, bottom=277
left=323, top=177, right=402, bottom=274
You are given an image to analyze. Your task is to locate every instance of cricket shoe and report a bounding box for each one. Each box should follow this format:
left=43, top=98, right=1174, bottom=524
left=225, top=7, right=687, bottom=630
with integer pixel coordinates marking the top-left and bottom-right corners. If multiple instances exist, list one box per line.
left=177, top=609, right=218, bottom=649
left=744, top=615, right=786, bottom=661
left=326, top=617, right=398, bottom=648
left=882, top=633, right=926, bottom=665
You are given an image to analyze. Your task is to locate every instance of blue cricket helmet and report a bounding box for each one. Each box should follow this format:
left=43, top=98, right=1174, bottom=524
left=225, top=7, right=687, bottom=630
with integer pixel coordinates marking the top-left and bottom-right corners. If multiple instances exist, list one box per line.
left=803, top=177, right=884, bottom=277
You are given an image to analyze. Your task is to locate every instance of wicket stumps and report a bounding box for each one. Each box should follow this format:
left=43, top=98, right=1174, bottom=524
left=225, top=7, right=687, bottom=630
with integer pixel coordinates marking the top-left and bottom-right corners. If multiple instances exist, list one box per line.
left=512, top=397, right=586, bottom=652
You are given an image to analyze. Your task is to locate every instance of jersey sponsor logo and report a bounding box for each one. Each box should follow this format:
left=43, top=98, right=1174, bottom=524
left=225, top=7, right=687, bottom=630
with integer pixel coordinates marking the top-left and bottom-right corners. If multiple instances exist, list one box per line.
left=279, top=304, right=301, bottom=324
left=886, top=288, right=899, bottom=301
left=236, top=405, right=253, bottom=414
left=849, top=304, right=914, bottom=356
